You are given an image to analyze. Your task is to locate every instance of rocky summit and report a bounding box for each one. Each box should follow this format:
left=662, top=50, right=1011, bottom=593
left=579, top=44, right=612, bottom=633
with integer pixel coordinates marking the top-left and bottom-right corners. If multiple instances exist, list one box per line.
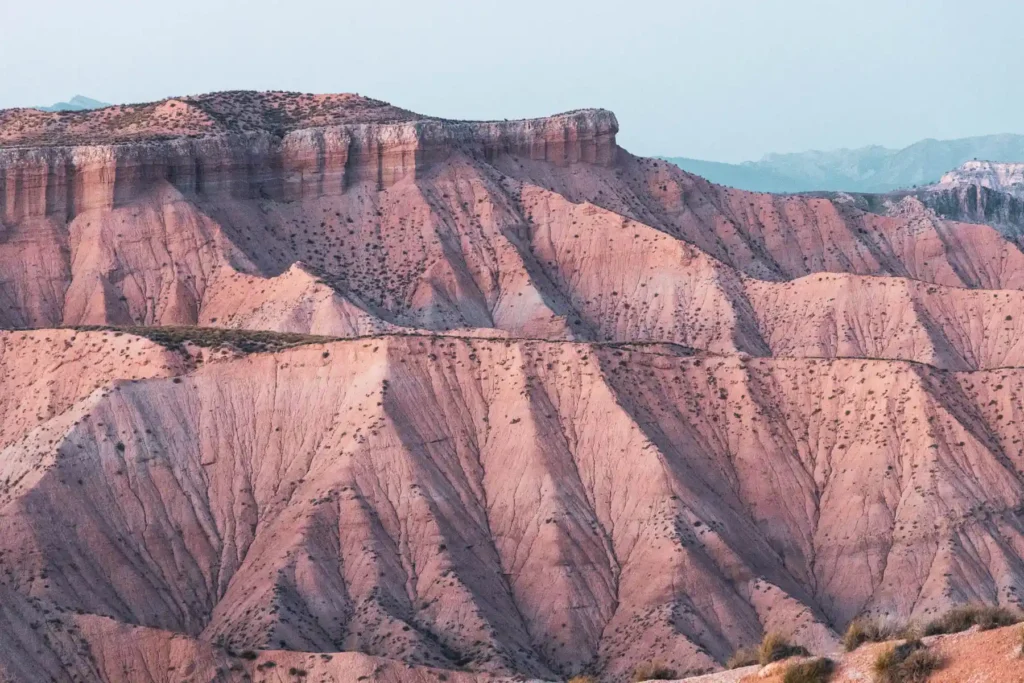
left=1, top=91, right=1024, bottom=683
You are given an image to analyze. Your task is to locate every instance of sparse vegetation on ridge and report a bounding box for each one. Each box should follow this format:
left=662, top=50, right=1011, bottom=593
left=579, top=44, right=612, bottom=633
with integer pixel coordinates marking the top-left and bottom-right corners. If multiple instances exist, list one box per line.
left=629, top=661, right=677, bottom=681
left=782, top=657, right=834, bottom=683
left=844, top=617, right=914, bottom=651
left=0, top=91, right=423, bottom=147
left=872, top=639, right=941, bottom=683
left=922, top=604, right=1022, bottom=636
left=758, top=632, right=809, bottom=666
left=726, top=645, right=759, bottom=669
left=68, top=325, right=338, bottom=353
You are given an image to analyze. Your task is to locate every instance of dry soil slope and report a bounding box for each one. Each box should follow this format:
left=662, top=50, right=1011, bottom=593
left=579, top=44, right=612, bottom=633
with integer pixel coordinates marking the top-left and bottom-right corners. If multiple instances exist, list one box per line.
left=745, top=272, right=1024, bottom=370
left=2, top=333, right=1024, bottom=681
left=678, top=623, right=1024, bottom=683
left=0, top=585, right=505, bottom=683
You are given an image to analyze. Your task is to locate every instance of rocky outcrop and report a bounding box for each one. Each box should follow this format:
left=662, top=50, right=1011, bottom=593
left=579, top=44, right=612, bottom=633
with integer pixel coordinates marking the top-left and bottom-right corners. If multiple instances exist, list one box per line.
left=832, top=163, right=1024, bottom=247
left=939, top=160, right=1024, bottom=198
left=909, top=183, right=1024, bottom=231
left=0, top=108, right=618, bottom=223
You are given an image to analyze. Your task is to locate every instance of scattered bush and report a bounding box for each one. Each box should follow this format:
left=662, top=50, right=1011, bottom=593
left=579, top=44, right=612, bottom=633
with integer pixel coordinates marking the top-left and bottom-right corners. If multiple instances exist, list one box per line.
left=629, top=661, right=677, bottom=681
left=782, top=657, right=834, bottom=683
left=758, top=632, right=809, bottom=666
left=726, top=646, right=759, bottom=669
left=873, top=639, right=941, bottom=683
left=843, top=617, right=911, bottom=651
left=922, top=604, right=1021, bottom=636
left=71, top=324, right=337, bottom=354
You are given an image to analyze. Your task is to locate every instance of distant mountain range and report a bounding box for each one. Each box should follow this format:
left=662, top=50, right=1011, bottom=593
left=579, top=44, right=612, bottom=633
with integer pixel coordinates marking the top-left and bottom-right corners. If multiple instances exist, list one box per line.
left=34, top=95, right=110, bottom=112
left=665, top=133, right=1024, bottom=193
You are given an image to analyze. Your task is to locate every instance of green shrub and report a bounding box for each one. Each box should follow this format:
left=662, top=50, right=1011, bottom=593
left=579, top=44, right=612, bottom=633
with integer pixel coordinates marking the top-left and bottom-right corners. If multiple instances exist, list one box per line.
left=922, top=604, right=1021, bottom=636
left=843, top=617, right=911, bottom=651
left=726, top=646, right=759, bottom=669
left=629, top=661, right=677, bottom=681
left=758, top=632, right=809, bottom=666
left=873, top=639, right=941, bottom=683
left=70, top=324, right=338, bottom=354
left=783, top=657, right=834, bottom=683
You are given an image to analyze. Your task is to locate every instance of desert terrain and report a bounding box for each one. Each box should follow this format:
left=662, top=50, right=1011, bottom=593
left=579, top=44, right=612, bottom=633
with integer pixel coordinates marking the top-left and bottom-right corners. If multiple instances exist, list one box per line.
left=1, top=92, right=1023, bottom=682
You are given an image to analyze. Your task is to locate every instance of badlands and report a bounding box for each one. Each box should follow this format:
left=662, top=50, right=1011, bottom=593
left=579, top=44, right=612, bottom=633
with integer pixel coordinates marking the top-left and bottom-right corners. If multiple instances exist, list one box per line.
left=1, top=91, right=1023, bottom=682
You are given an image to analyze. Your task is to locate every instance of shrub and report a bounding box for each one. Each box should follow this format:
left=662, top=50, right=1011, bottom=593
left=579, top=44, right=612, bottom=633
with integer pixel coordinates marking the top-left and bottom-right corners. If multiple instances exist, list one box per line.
left=873, top=639, right=941, bottom=683
left=726, top=646, right=759, bottom=669
left=629, top=661, right=677, bottom=681
left=843, top=617, right=910, bottom=651
left=758, top=632, right=809, bottom=666
left=782, top=657, right=834, bottom=683
left=922, top=604, right=1021, bottom=636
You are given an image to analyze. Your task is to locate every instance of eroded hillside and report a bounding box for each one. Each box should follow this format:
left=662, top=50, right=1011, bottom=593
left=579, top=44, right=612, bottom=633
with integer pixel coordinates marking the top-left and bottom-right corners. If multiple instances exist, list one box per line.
left=3, top=92, right=1024, bottom=682
left=1, top=332, right=1023, bottom=681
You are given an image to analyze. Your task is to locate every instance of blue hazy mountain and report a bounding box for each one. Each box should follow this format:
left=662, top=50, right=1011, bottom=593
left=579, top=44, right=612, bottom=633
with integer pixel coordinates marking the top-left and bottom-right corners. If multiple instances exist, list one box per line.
left=665, top=134, right=1024, bottom=193
left=35, top=95, right=111, bottom=112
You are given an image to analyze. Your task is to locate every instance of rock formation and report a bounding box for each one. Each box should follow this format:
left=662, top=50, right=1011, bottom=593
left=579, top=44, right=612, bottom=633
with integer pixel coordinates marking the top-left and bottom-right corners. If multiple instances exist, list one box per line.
left=939, top=160, right=1024, bottom=198
left=2, top=91, right=1024, bottom=682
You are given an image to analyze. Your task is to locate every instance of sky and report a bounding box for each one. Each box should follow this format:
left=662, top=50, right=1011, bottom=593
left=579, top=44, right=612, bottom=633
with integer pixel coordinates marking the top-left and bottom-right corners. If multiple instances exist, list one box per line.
left=2, top=0, right=1022, bottom=162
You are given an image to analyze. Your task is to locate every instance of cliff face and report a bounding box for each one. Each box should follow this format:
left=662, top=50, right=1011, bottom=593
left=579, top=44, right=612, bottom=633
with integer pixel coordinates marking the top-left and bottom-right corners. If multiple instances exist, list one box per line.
left=913, top=183, right=1024, bottom=235
left=938, top=160, right=1024, bottom=198
left=0, top=110, right=619, bottom=222
left=0, top=100, right=619, bottom=332
left=835, top=164, right=1024, bottom=246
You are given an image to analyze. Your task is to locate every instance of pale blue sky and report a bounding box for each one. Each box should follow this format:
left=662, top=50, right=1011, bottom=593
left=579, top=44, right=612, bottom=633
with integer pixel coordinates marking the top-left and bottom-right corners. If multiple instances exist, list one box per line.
left=2, top=0, right=1021, bottom=161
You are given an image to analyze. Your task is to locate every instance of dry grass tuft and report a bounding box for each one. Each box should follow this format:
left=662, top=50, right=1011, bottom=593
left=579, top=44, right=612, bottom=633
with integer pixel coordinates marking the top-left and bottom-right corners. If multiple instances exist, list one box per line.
left=782, top=657, right=834, bottom=683
left=843, top=617, right=912, bottom=651
left=758, top=632, right=809, bottom=666
left=629, top=661, right=677, bottom=681
left=922, top=604, right=1022, bottom=636
left=726, top=646, right=759, bottom=669
left=873, top=639, right=941, bottom=683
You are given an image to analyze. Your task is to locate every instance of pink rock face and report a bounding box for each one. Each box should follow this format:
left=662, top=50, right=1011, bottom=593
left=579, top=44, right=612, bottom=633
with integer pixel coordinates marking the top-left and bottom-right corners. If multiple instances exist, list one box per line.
left=1, top=92, right=1024, bottom=682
